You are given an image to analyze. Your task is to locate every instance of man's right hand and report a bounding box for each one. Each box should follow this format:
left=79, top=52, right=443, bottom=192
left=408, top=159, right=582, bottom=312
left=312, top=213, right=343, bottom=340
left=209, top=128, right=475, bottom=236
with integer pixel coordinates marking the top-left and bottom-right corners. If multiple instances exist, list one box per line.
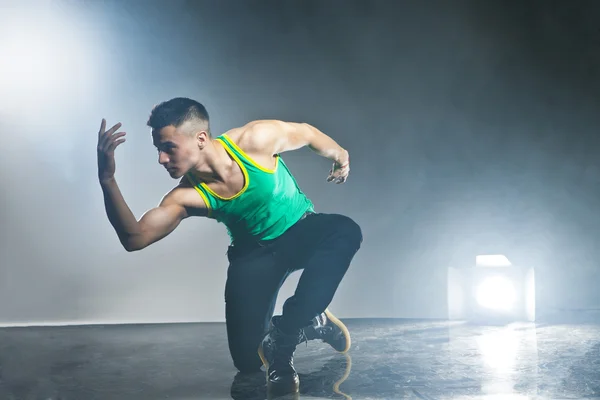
left=97, top=118, right=126, bottom=183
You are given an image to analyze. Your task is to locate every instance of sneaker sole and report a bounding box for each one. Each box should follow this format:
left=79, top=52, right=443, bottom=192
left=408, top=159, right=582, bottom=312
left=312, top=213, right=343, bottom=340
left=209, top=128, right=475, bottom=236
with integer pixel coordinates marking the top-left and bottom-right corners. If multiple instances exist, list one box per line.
left=324, top=309, right=351, bottom=353
left=257, top=343, right=268, bottom=371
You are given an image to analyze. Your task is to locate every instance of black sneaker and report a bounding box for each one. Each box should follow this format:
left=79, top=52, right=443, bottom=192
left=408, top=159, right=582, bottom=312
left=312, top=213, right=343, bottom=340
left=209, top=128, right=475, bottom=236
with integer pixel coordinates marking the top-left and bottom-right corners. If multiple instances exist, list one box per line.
left=303, top=309, right=351, bottom=353
left=257, top=318, right=304, bottom=396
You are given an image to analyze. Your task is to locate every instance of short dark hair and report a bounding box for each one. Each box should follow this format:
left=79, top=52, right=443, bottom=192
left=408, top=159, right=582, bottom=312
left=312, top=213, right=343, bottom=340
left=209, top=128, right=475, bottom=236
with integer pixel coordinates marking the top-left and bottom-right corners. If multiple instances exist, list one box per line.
left=147, top=97, right=210, bottom=133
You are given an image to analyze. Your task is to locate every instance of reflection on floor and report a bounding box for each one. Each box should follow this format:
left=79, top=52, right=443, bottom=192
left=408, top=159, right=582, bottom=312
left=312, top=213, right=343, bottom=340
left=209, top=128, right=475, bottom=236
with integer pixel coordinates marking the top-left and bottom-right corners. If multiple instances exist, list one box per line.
left=1, top=315, right=599, bottom=399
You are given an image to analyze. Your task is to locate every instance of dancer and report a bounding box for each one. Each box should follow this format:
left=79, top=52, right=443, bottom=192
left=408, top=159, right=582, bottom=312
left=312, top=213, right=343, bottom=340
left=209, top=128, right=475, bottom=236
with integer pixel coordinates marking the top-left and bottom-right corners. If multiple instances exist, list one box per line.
left=97, top=97, right=362, bottom=394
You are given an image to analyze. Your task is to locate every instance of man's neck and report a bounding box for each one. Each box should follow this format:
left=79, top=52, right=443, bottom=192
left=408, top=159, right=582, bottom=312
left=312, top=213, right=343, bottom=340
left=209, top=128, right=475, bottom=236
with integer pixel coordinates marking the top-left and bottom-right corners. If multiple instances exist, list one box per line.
left=189, top=139, right=232, bottom=184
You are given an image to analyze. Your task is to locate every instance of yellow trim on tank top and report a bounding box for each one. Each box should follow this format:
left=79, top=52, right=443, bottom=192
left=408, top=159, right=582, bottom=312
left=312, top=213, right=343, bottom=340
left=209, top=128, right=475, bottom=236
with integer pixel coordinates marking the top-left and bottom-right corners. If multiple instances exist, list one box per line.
left=199, top=138, right=249, bottom=201
left=221, top=133, right=279, bottom=174
left=185, top=175, right=213, bottom=218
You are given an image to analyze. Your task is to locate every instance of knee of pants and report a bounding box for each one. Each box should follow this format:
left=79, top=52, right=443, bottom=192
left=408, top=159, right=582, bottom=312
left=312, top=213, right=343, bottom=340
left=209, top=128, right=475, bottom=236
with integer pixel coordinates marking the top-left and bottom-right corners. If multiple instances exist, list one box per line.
left=333, top=214, right=363, bottom=250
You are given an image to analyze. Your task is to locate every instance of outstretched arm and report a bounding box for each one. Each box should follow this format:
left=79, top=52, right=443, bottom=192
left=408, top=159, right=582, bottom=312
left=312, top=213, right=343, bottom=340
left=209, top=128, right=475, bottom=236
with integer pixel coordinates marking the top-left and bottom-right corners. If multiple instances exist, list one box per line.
left=246, top=120, right=350, bottom=183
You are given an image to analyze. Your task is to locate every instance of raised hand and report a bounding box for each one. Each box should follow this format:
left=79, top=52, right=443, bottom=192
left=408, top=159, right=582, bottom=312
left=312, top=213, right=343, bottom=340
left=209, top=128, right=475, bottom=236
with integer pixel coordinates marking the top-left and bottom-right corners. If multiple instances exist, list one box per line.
left=97, top=118, right=126, bottom=183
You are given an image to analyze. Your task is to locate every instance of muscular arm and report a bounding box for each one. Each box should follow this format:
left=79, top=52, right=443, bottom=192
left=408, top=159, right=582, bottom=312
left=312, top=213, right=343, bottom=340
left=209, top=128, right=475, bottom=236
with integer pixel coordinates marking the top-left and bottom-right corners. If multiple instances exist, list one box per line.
left=100, top=178, right=188, bottom=252
left=246, top=120, right=350, bottom=167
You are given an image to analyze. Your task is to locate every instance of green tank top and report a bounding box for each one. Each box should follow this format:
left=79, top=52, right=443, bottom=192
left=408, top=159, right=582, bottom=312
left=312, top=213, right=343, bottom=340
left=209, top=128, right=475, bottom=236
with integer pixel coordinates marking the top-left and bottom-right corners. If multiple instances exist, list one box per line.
left=186, top=133, right=315, bottom=243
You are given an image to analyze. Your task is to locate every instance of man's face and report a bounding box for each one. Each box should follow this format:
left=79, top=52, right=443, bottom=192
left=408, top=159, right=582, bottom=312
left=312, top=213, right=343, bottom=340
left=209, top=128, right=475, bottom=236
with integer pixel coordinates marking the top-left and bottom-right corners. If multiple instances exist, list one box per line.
left=152, top=125, right=203, bottom=179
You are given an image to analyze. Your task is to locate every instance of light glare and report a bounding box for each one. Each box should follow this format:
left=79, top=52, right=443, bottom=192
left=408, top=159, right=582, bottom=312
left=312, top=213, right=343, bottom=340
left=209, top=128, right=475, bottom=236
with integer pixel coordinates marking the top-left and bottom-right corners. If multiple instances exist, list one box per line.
left=476, top=276, right=516, bottom=311
left=476, top=254, right=512, bottom=267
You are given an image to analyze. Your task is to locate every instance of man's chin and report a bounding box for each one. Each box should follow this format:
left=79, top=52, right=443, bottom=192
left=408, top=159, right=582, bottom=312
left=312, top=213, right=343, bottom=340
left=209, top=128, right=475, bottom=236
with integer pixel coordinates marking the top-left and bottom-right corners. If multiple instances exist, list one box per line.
left=167, top=169, right=183, bottom=179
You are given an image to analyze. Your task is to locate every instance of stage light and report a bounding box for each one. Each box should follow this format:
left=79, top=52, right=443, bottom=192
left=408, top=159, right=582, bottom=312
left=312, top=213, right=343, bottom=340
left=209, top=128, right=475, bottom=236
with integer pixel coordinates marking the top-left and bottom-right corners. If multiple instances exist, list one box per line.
left=447, top=255, right=535, bottom=323
left=476, top=254, right=512, bottom=267
left=476, top=276, right=516, bottom=311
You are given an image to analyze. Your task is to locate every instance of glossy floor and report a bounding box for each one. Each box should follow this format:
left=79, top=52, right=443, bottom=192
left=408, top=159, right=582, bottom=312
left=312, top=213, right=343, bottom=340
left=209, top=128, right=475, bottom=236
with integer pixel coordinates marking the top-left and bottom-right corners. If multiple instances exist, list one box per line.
left=1, top=317, right=599, bottom=399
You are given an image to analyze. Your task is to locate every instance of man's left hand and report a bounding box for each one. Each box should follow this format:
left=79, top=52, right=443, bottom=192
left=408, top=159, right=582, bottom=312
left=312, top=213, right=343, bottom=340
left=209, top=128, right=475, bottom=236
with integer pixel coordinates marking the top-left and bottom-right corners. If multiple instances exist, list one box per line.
left=327, top=161, right=350, bottom=184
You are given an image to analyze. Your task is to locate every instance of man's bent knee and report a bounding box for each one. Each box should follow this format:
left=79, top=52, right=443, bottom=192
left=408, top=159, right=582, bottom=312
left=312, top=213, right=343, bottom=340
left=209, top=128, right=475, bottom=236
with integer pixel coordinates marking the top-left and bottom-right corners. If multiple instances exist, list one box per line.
left=332, top=214, right=363, bottom=249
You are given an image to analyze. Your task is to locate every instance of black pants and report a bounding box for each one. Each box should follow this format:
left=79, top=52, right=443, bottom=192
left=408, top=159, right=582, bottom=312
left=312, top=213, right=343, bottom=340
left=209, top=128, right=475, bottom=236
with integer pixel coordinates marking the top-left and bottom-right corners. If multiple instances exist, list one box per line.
left=224, top=212, right=363, bottom=372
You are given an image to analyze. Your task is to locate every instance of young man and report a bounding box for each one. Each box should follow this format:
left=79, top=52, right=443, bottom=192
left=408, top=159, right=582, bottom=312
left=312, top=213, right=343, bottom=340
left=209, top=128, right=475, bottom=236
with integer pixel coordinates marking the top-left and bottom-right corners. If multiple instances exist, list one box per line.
left=97, top=97, right=362, bottom=394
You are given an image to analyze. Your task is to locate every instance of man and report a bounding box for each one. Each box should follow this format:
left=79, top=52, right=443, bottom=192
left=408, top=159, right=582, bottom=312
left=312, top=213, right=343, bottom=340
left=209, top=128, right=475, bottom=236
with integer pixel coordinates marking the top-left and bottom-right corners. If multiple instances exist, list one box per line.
left=96, top=97, right=362, bottom=394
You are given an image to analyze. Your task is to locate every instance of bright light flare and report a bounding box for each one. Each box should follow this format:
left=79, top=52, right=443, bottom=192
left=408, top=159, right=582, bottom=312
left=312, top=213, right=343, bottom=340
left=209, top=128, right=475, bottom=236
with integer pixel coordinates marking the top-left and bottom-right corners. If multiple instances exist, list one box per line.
left=476, top=254, right=512, bottom=267
left=476, top=276, right=516, bottom=311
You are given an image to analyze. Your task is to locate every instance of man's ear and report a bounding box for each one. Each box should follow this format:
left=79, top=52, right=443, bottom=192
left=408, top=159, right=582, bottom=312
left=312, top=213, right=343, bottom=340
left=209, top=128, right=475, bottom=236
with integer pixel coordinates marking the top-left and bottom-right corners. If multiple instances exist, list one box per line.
left=196, top=131, right=209, bottom=149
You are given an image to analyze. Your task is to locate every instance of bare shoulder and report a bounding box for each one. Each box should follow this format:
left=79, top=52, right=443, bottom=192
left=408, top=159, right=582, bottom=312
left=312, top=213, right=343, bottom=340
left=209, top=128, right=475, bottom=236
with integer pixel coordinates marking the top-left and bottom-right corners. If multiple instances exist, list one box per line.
left=226, top=119, right=305, bottom=156
left=160, top=178, right=208, bottom=217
